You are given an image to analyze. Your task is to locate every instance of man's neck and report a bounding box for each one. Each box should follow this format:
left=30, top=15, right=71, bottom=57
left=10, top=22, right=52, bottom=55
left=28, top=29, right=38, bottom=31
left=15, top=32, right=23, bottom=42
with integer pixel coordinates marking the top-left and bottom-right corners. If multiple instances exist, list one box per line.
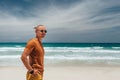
left=36, top=37, right=42, bottom=42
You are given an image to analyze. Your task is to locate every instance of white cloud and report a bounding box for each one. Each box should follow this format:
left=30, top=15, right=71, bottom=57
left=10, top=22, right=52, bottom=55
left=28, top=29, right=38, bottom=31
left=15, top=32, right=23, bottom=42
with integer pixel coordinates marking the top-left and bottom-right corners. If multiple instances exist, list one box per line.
left=32, top=0, right=120, bottom=32
left=0, top=0, right=120, bottom=42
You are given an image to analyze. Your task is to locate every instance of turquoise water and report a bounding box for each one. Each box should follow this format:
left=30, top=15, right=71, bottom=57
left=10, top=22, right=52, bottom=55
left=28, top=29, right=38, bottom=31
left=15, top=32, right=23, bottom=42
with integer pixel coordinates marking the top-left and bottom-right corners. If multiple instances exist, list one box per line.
left=0, top=43, right=120, bottom=66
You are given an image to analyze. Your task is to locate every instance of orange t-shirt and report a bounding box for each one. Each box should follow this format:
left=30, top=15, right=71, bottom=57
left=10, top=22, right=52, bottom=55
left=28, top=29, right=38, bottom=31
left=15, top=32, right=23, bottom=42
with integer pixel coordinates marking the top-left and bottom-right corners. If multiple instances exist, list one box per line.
left=24, top=38, right=44, bottom=74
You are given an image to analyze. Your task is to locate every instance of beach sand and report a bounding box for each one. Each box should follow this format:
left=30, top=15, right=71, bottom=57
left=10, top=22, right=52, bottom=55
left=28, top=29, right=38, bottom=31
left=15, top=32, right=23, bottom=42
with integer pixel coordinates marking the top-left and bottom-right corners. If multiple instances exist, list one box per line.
left=0, top=65, right=120, bottom=80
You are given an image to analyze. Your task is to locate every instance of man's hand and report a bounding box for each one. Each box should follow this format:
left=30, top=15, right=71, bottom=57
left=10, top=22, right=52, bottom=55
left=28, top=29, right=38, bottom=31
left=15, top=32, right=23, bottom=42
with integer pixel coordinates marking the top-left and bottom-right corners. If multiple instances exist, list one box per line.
left=33, top=69, right=39, bottom=75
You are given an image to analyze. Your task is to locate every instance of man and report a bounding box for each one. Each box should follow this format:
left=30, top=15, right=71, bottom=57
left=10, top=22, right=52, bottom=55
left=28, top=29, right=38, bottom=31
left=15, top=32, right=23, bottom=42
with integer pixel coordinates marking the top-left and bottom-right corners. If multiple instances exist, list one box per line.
left=21, top=25, right=47, bottom=80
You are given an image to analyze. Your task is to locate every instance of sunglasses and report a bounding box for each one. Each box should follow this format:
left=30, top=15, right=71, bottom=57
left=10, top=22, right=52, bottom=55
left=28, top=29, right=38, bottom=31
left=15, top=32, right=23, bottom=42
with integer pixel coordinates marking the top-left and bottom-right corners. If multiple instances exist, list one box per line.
left=39, top=30, right=47, bottom=33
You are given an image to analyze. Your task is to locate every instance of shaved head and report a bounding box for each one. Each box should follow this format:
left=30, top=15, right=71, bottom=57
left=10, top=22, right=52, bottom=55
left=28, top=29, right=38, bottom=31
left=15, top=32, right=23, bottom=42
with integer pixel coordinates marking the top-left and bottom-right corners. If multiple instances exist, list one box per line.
left=34, top=25, right=46, bottom=32
left=34, top=25, right=45, bottom=30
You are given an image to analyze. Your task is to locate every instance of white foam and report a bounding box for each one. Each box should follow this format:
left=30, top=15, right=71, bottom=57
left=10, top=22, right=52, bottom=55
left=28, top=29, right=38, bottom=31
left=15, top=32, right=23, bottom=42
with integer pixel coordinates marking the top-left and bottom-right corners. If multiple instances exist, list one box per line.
left=0, top=55, right=20, bottom=59
left=0, top=47, right=24, bottom=51
left=45, top=56, right=120, bottom=60
left=112, top=47, right=120, bottom=49
left=45, top=47, right=120, bottom=53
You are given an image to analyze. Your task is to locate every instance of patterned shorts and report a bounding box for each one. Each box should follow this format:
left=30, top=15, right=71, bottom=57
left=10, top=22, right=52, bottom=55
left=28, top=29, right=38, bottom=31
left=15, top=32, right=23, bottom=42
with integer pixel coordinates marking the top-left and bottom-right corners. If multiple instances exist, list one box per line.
left=26, top=72, right=42, bottom=80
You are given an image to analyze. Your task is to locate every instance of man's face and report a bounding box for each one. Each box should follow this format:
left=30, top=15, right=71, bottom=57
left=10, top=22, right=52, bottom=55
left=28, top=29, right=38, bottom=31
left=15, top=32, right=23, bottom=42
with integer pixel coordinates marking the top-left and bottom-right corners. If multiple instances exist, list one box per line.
left=36, top=26, right=47, bottom=38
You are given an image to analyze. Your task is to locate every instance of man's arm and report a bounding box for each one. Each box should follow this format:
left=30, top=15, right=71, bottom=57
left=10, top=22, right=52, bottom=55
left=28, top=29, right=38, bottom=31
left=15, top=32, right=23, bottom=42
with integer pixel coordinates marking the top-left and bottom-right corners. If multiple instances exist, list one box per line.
left=21, top=49, right=33, bottom=71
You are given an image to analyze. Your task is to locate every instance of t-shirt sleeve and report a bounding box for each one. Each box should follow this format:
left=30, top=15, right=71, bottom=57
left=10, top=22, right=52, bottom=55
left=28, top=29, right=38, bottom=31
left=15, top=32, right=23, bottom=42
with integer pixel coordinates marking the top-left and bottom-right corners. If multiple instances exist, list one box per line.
left=24, top=39, right=35, bottom=52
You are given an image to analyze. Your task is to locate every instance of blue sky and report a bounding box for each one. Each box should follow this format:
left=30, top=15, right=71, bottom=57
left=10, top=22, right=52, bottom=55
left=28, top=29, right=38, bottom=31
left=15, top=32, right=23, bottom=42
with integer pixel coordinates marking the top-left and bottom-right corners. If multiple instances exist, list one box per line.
left=0, top=0, right=120, bottom=43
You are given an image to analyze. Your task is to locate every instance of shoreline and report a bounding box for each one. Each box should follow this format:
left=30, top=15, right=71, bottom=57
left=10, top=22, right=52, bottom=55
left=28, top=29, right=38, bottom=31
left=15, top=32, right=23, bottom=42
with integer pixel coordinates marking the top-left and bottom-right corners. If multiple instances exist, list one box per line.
left=1, top=65, right=120, bottom=80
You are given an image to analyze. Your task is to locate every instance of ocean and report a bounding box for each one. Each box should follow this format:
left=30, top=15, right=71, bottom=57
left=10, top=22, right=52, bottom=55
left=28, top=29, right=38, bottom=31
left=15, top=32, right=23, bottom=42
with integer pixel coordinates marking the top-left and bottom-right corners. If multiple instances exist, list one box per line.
left=0, top=43, right=120, bottom=67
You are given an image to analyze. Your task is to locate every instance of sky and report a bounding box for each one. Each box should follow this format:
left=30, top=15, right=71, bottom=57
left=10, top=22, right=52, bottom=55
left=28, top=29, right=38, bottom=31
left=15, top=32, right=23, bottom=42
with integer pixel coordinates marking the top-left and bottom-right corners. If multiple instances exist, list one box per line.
left=0, top=0, right=120, bottom=43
